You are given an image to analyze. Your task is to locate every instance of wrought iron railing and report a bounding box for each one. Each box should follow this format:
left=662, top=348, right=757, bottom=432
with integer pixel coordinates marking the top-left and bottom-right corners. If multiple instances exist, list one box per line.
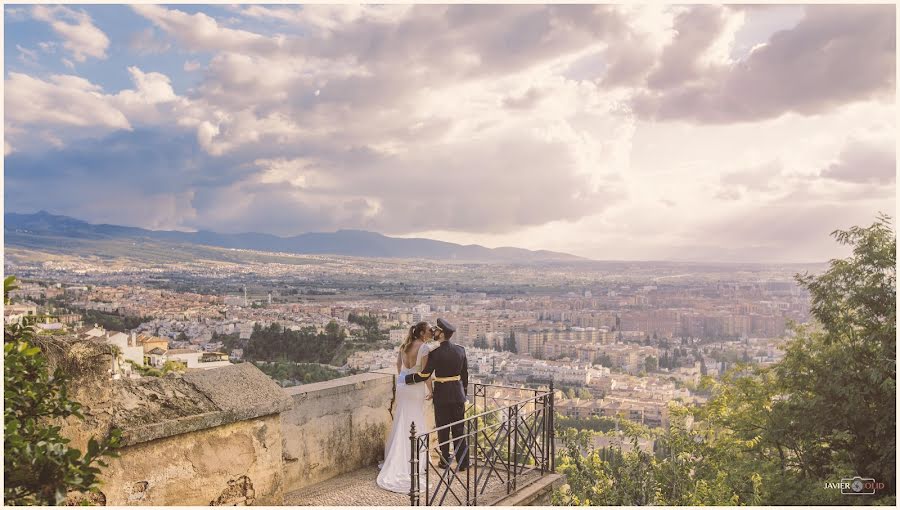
left=408, top=382, right=555, bottom=506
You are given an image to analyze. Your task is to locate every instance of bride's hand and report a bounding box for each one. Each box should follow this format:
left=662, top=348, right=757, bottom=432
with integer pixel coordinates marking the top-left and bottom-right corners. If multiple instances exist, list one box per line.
left=425, top=394, right=433, bottom=400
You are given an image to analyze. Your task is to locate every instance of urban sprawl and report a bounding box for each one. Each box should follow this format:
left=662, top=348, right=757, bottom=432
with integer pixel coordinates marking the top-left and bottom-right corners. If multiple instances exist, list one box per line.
left=5, top=251, right=814, bottom=434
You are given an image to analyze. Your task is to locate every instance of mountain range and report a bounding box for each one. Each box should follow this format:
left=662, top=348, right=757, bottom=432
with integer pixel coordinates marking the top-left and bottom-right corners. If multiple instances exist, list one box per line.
left=4, top=211, right=585, bottom=263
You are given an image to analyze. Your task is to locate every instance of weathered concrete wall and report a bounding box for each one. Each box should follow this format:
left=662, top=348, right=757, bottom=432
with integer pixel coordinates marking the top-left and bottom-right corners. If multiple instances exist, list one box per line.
left=280, top=369, right=437, bottom=493
left=60, top=363, right=293, bottom=506
left=99, top=413, right=284, bottom=505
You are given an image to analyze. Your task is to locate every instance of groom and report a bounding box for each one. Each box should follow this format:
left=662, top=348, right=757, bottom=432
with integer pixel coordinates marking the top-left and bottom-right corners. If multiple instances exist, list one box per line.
left=405, top=318, right=469, bottom=470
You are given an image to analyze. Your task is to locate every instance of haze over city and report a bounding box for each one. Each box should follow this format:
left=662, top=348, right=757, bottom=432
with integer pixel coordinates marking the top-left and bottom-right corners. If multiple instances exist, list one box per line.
left=4, top=4, right=895, bottom=263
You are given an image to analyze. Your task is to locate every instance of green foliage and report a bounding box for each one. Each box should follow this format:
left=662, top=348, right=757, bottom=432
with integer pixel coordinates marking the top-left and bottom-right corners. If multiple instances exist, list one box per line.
left=347, top=312, right=386, bottom=344
left=554, top=216, right=897, bottom=505
left=775, top=213, right=896, bottom=496
left=243, top=320, right=347, bottom=365
left=595, top=353, right=613, bottom=368
left=4, top=276, right=121, bottom=505
left=504, top=331, right=518, bottom=353
left=555, top=415, right=654, bottom=437
left=252, top=361, right=343, bottom=387
left=211, top=331, right=243, bottom=351
left=75, top=308, right=149, bottom=332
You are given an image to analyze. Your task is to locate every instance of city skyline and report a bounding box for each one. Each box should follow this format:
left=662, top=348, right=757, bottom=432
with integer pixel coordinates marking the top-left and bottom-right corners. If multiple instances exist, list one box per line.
left=4, top=4, right=896, bottom=263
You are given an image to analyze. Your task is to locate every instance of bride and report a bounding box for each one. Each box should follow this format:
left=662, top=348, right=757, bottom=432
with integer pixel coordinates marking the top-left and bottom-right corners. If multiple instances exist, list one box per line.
left=377, top=321, right=437, bottom=493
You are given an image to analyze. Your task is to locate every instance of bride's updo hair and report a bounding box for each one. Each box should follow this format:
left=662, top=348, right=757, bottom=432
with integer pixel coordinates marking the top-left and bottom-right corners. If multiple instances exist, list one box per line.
left=401, top=321, right=430, bottom=353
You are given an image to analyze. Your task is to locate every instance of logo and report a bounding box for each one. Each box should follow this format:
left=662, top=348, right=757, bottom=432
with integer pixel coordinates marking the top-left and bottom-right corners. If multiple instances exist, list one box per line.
left=826, top=476, right=884, bottom=495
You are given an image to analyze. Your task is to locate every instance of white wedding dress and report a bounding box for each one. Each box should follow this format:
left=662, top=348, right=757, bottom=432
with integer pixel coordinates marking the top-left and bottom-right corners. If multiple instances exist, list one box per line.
left=377, top=342, right=435, bottom=493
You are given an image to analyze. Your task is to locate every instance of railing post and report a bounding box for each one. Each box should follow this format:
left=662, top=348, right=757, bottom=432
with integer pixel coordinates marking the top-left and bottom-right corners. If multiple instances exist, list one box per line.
left=511, top=403, right=519, bottom=492
left=549, top=380, right=556, bottom=471
left=471, top=413, right=478, bottom=506
left=506, top=405, right=513, bottom=495
left=534, top=395, right=547, bottom=476
left=465, top=418, right=472, bottom=505
left=409, top=422, right=418, bottom=506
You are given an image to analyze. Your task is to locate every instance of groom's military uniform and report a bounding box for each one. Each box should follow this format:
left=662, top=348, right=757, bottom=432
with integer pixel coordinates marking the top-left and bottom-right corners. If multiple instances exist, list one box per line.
left=405, top=318, right=469, bottom=468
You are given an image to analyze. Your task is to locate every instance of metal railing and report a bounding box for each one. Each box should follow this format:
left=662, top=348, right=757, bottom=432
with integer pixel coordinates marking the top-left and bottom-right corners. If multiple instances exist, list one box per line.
left=408, top=382, right=555, bottom=506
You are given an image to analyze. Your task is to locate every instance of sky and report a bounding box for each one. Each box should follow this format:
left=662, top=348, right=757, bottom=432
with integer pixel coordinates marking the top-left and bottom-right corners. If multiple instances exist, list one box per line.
left=3, top=3, right=896, bottom=263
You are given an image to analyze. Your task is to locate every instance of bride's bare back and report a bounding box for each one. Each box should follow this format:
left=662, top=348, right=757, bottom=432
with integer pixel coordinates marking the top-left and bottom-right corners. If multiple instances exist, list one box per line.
left=402, top=339, right=425, bottom=369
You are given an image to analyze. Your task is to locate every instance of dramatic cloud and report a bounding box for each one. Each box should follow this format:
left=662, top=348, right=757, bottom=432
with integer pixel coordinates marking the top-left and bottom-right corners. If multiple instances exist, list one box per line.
left=5, top=73, right=130, bottom=131
left=821, top=139, right=896, bottom=184
left=3, top=4, right=895, bottom=262
left=631, top=4, right=896, bottom=122
left=31, top=5, right=110, bottom=62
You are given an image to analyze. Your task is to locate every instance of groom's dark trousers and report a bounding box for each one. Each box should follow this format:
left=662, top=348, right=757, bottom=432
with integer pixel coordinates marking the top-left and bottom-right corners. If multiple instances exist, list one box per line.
left=435, top=402, right=468, bottom=467
left=405, top=339, right=469, bottom=468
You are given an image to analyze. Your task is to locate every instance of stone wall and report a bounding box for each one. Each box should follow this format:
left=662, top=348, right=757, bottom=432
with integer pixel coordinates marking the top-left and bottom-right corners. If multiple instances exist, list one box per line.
left=99, top=413, right=284, bottom=505
left=281, top=368, right=437, bottom=493
left=62, top=363, right=293, bottom=506
left=63, top=360, right=455, bottom=504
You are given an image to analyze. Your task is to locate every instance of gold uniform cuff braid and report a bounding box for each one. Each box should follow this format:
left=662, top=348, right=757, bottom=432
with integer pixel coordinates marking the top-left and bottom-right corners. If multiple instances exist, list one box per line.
left=417, top=371, right=432, bottom=378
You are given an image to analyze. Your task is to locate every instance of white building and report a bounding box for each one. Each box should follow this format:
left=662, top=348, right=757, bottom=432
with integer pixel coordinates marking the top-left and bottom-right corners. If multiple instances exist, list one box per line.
left=105, top=331, right=145, bottom=367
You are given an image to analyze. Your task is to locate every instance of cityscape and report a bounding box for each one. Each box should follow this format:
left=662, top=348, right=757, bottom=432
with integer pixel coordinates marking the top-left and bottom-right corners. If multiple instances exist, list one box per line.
left=6, top=232, right=820, bottom=437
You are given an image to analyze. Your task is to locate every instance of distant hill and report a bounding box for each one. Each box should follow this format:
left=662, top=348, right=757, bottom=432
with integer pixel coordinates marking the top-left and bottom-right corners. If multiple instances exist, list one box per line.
left=4, top=211, right=586, bottom=263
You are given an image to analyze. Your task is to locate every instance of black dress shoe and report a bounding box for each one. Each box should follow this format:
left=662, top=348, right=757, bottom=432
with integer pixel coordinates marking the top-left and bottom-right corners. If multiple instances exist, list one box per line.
left=438, top=460, right=450, bottom=469
left=457, top=464, right=470, bottom=471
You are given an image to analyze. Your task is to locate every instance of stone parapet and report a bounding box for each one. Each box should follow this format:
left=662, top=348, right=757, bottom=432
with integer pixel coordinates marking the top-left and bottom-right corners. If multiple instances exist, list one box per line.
left=63, top=363, right=292, bottom=505
left=281, top=369, right=400, bottom=494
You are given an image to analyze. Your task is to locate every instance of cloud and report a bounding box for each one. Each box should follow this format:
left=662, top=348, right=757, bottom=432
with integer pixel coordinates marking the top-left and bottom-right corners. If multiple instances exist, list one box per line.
left=15, top=44, right=39, bottom=65
left=631, top=5, right=895, bottom=123
left=644, top=5, right=738, bottom=90
left=820, top=139, right=896, bottom=184
left=129, top=27, right=172, bottom=55
left=131, top=4, right=281, bottom=54
left=31, top=5, right=109, bottom=62
left=4, top=67, right=196, bottom=152
left=5, top=73, right=130, bottom=131
left=719, top=160, right=784, bottom=194
left=502, top=88, right=544, bottom=110
left=676, top=198, right=893, bottom=262
left=5, top=4, right=895, bottom=261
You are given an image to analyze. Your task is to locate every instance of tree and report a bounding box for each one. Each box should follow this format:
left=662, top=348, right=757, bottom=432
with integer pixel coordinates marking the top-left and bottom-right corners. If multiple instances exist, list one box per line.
left=4, top=276, right=121, bottom=505
left=553, top=215, right=897, bottom=505
left=474, top=337, right=488, bottom=349
left=644, top=355, right=658, bottom=373
left=504, top=331, right=518, bottom=353
left=595, top=353, right=613, bottom=368
left=773, top=214, right=896, bottom=497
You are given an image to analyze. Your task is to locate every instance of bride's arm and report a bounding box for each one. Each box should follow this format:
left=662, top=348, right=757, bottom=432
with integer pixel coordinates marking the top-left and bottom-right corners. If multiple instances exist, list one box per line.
left=422, top=352, right=434, bottom=400
left=396, top=350, right=403, bottom=374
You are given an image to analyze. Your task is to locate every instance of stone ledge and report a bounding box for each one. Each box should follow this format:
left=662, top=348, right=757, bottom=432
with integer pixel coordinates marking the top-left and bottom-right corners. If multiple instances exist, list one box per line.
left=113, top=363, right=292, bottom=447
left=492, top=473, right=566, bottom=506
left=284, top=371, right=394, bottom=400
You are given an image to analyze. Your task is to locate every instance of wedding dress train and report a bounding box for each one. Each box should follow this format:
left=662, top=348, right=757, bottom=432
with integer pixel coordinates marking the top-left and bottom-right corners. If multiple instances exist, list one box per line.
left=376, top=342, right=433, bottom=493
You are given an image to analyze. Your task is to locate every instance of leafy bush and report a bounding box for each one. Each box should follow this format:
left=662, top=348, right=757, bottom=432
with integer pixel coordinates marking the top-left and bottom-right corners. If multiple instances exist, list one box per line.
left=4, top=276, right=122, bottom=505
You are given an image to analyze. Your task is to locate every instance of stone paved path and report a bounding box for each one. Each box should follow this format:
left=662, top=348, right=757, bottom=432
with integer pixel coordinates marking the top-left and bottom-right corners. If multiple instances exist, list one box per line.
left=285, top=465, right=543, bottom=506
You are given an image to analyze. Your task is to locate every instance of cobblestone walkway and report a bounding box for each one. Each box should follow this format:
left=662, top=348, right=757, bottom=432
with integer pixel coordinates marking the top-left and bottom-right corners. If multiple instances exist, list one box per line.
left=285, top=465, right=543, bottom=506
left=285, top=466, right=408, bottom=506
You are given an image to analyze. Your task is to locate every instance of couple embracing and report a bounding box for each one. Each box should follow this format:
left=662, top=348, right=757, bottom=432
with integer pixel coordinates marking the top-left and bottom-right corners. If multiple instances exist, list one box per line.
left=376, top=318, right=470, bottom=493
